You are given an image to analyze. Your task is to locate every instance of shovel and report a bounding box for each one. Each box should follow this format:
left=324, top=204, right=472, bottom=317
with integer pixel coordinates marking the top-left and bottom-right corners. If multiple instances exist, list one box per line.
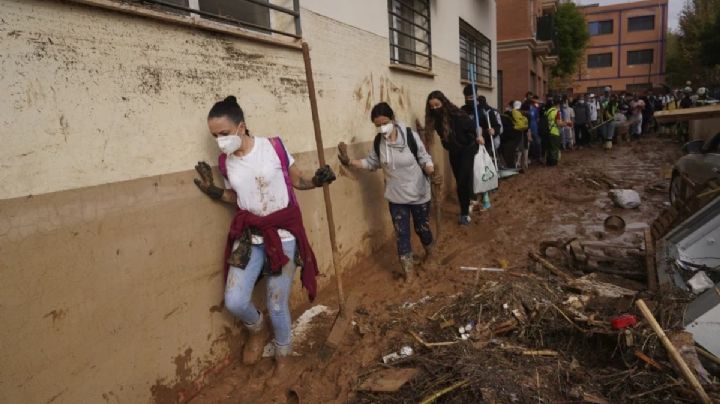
left=301, top=42, right=358, bottom=357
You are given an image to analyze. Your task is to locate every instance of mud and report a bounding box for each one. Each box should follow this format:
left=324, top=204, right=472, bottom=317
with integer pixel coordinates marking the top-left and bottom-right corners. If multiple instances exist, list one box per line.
left=184, top=136, right=684, bottom=403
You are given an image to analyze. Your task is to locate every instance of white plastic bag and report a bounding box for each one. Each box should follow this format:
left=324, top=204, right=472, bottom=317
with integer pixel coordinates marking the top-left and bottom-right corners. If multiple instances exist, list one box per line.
left=609, top=189, right=641, bottom=209
left=473, top=147, right=498, bottom=194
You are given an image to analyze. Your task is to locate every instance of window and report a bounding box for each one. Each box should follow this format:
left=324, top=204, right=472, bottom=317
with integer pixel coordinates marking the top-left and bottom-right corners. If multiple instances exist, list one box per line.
left=587, top=53, right=613, bottom=68
left=137, top=0, right=301, bottom=38
left=587, top=86, right=610, bottom=94
left=588, top=20, right=613, bottom=36
left=459, top=19, right=491, bottom=86
left=626, top=83, right=652, bottom=93
left=627, top=49, right=653, bottom=65
left=628, top=15, right=655, bottom=31
left=388, top=0, right=432, bottom=70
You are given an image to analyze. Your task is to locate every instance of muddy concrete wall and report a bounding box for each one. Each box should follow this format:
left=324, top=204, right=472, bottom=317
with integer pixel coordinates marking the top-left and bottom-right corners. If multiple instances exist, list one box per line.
left=0, top=0, right=496, bottom=402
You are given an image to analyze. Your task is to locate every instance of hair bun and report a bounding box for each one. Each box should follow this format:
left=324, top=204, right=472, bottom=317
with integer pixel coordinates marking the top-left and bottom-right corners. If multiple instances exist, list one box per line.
left=224, top=95, right=237, bottom=104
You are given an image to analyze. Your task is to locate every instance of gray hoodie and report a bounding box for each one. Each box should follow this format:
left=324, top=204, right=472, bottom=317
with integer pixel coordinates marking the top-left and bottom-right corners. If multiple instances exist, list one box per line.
left=361, top=122, right=433, bottom=205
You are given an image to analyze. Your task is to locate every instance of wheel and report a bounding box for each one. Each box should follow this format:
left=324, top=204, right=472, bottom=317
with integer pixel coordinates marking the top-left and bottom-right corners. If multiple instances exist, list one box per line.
left=669, top=172, right=684, bottom=204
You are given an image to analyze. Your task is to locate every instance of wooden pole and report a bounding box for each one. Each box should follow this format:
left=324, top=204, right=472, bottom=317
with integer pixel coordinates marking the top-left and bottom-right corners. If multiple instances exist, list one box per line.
left=635, top=299, right=712, bottom=404
left=301, top=42, right=345, bottom=313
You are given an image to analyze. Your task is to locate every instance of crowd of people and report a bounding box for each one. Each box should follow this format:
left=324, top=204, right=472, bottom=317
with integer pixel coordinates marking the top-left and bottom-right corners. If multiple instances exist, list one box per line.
left=189, top=83, right=717, bottom=382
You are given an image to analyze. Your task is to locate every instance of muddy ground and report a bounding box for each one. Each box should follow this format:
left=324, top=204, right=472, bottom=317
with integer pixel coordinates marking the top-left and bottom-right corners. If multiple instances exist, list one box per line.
left=187, top=136, right=694, bottom=403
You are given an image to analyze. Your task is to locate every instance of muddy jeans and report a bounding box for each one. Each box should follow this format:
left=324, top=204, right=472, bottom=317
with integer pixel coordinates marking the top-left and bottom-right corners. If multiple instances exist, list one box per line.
left=225, top=240, right=297, bottom=356
left=389, top=201, right=433, bottom=257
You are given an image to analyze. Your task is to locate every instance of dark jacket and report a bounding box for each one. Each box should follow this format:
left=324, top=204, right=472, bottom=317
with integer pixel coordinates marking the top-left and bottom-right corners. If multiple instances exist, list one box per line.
left=573, top=102, right=592, bottom=125
left=434, top=112, right=478, bottom=155
left=461, top=103, right=501, bottom=151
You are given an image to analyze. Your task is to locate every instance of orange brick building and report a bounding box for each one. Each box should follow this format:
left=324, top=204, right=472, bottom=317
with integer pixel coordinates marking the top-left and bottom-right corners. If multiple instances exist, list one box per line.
left=497, top=0, right=559, bottom=107
left=574, top=0, right=668, bottom=94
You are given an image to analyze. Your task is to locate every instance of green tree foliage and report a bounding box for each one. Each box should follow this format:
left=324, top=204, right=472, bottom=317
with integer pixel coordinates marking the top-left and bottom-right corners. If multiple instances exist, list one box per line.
left=551, top=2, right=590, bottom=78
left=666, top=0, right=720, bottom=86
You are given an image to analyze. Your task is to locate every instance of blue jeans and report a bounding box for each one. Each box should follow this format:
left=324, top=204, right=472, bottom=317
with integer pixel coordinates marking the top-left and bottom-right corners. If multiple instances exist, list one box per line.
left=389, top=201, right=433, bottom=257
left=225, top=240, right=297, bottom=356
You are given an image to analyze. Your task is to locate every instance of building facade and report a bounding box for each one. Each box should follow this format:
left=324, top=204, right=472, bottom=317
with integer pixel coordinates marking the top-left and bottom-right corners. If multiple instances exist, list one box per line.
left=497, top=0, right=559, bottom=108
left=574, top=0, right=668, bottom=94
left=0, top=0, right=496, bottom=402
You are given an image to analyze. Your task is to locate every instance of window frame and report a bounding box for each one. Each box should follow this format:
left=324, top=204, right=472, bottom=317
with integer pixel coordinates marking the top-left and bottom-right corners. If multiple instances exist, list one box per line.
left=587, top=52, right=613, bottom=69
left=459, top=19, right=492, bottom=87
left=627, top=49, right=654, bottom=66
left=136, top=0, right=301, bottom=39
left=588, top=19, right=613, bottom=36
left=387, top=0, right=432, bottom=71
left=627, top=15, right=655, bottom=32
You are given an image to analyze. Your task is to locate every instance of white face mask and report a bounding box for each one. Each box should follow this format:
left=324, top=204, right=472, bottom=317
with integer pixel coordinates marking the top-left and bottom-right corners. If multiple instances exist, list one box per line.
left=378, top=123, right=394, bottom=138
left=217, top=132, right=242, bottom=154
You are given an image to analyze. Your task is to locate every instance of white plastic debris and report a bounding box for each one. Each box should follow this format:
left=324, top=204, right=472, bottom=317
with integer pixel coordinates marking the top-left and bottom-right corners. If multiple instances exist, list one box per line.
left=609, top=189, right=641, bottom=209
left=465, top=323, right=474, bottom=332
left=502, top=303, right=509, bottom=310
left=383, top=346, right=414, bottom=363
left=461, top=334, right=470, bottom=340
left=458, top=326, right=466, bottom=334
left=688, top=271, right=715, bottom=294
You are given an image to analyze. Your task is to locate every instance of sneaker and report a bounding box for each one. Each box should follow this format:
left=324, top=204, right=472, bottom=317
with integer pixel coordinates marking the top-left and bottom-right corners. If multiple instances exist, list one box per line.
left=459, top=215, right=471, bottom=225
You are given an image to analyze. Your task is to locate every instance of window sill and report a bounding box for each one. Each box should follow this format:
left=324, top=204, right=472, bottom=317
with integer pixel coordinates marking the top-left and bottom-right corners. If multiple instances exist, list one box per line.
left=460, top=79, right=493, bottom=90
left=388, top=64, right=436, bottom=78
left=67, top=0, right=302, bottom=51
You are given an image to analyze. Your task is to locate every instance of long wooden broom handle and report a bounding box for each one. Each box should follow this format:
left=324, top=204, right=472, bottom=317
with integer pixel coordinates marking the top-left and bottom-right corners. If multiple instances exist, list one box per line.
left=301, top=42, right=346, bottom=313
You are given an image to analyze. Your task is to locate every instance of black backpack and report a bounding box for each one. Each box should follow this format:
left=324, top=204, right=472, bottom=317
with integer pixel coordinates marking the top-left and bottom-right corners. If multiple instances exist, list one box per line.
left=539, top=107, right=550, bottom=137
left=373, top=126, right=421, bottom=167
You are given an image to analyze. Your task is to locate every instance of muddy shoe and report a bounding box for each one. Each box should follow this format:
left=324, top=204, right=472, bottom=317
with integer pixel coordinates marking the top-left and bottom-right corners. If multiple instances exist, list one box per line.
left=265, top=354, right=292, bottom=387
left=423, top=242, right=436, bottom=264
left=242, top=315, right=268, bottom=365
left=400, top=254, right=416, bottom=283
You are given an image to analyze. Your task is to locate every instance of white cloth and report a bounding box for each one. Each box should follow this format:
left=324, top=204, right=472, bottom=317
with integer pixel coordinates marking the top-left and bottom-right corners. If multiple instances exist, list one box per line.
left=224, top=137, right=296, bottom=244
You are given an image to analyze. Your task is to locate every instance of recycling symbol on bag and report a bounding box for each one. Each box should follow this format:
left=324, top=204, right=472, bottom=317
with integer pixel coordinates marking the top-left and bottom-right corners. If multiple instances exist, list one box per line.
left=481, top=166, right=495, bottom=182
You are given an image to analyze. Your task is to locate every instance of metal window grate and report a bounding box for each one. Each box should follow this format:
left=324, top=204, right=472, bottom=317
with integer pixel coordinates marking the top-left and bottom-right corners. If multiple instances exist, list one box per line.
left=132, top=0, right=301, bottom=39
left=459, top=19, right=491, bottom=87
left=388, top=0, right=432, bottom=70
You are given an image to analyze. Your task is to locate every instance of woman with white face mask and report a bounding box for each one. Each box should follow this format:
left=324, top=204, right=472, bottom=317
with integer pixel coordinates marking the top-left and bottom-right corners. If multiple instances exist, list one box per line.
left=337, top=102, right=439, bottom=282
left=192, top=96, right=336, bottom=386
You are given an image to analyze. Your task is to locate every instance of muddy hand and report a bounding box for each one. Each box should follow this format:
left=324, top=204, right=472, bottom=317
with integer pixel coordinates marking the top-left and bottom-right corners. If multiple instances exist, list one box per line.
left=312, top=165, right=337, bottom=187
left=338, top=142, right=350, bottom=166
left=193, top=161, right=224, bottom=200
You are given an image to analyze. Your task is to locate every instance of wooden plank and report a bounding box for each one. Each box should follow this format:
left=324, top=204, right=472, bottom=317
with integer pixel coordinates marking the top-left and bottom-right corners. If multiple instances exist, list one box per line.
left=358, top=368, right=420, bottom=392
left=654, top=104, right=720, bottom=124
left=644, top=229, right=657, bottom=292
left=635, top=300, right=712, bottom=404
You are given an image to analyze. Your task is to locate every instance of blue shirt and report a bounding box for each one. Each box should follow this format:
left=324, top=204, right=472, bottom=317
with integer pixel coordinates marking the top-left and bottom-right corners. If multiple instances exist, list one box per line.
left=529, top=106, right=539, bottom=135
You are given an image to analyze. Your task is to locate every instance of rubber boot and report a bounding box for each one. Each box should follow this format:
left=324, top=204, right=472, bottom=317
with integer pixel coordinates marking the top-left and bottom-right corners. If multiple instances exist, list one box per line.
left=242, top=313, right=268, bottom=365
left=423, top=241, right=435, bottom=264
left=422, top=242, right=438, bottom=271
left=265, top=354, right=291, bottom=387
left=400, top=254, right=416, bottom=283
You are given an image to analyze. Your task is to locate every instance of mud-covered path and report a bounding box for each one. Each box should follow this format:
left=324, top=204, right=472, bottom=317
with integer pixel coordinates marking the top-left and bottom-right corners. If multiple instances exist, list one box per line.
left=188, top=136, right=682, bottom=404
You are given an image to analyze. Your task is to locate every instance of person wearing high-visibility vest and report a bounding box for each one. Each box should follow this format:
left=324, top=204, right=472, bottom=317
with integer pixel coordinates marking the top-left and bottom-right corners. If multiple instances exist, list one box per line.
left=544, top=97, right=567, bottom=166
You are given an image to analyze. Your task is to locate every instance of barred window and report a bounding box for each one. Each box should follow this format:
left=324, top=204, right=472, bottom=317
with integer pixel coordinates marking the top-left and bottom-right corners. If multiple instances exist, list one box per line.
left=587, top=53, right=613, bottom=68
left=459, top=19, right=492, bottom=86
left=627, top=49, right=653, bottom=65
left=628, top=15, right=654, bottom=32
left=388, top=0, right=432, bottom=70
left=133, top=0, right=301, bottom=38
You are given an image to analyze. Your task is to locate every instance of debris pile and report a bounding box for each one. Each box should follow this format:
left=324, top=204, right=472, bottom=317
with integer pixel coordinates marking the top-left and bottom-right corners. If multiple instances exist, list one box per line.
left=353, top=249, right=720, bottom=403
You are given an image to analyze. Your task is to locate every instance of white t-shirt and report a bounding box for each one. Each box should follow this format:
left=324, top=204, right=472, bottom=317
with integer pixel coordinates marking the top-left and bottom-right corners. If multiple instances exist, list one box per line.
left=224, top=137, right=296, bottom=244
